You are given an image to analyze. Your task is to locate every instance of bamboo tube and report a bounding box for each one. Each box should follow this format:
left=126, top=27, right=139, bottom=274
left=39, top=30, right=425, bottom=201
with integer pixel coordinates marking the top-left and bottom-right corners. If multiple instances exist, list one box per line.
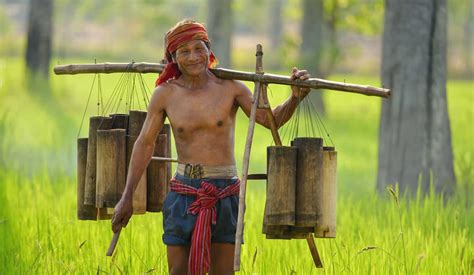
left=265, top=146, right=297, bottom=225
left=98, top=207, right=114, bottom=220
left=263, top=225, right=292, bottom=239
left=126, top=135, right=147, bottom=214
left=146, top=124, right=171, bottom=212
left=127, top=110, right=148, bottom=214
left=128, top=110, right=147, bottom=136
left=293, top=137, right=324, bottom=229
left=96, top=129, right=127, bottom=208
left=110, top=114, right=129, bottom=129
left=314, top=147, right=337, bottom=238
left=77, top=138, right=97, bottom=220
left=84, top=116, right=113, bottom=206
left=53, top=62, right=390, bottom=98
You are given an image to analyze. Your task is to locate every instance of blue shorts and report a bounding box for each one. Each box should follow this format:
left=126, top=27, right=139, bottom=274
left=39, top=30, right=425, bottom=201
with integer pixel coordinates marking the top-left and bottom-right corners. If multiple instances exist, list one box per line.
left=162, top=174, right=240, bottom=246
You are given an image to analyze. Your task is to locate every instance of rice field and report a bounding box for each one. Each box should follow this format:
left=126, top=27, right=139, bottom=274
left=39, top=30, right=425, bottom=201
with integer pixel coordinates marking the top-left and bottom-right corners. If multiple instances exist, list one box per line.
left=0, top=58, right=472, bottom=274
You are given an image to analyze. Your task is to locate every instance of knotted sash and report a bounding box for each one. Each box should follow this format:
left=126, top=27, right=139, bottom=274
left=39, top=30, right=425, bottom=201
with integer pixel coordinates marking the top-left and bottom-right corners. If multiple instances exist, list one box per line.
left=169, top=178, right=240, bottom=275
left=156, top=22, right=218, bottom=87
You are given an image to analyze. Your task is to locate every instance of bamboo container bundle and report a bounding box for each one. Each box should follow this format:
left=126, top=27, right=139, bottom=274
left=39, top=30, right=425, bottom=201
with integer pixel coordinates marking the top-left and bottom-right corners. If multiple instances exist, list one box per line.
left=77, top=138, right=97, bottom=220
left=314, top=146, right=337, bottom=238
left=84, top=116, right=113, bottom=206
left=95, top=129, right=127, bottom=210
left=292, top=137, right=324, bottom=236
left=97, top=207, right=114, bottom=220
left=263, top=146, right=297, bottom=239
left=147, top=124, right=172, bottom=212
left=110, top=114, right=129, bottom=129
left=127, top=110, right=148, bottom=214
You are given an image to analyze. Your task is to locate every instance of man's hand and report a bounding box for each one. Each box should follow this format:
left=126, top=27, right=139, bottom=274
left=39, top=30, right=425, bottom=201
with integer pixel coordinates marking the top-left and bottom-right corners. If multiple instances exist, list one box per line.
left=290, top=67, right=311, bottom=99
left=111, top=196, right=133, bottom=233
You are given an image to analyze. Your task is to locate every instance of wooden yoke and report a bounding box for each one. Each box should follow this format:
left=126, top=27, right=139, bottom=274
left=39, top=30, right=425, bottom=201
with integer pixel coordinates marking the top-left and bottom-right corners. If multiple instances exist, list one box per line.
left=233, top=45, right=323, bottom=271
left=234, top=45, right=264, bottom=271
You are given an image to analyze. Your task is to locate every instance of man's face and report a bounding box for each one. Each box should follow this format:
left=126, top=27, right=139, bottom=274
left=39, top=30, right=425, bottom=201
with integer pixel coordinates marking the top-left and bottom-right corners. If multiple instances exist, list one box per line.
left=174, top=40, right=210, bottom=76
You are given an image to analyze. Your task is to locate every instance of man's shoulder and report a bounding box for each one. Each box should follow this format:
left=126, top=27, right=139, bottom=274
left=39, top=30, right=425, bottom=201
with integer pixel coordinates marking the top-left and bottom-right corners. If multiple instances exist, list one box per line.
left=150, top=82, right=174, bottom=106
left=153, top=82, right=174, bottom=96
left=213, top=78, right=248, bottom=94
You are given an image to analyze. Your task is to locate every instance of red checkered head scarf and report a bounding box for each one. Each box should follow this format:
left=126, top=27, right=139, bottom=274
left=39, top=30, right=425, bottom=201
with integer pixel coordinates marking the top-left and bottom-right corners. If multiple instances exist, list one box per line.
left=155, top=20, right=218, bottom=86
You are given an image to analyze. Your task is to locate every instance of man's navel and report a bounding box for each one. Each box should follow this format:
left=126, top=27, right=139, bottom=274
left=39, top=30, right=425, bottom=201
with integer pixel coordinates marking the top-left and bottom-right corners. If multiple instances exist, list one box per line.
left=217, top=120, right=223, bottom=127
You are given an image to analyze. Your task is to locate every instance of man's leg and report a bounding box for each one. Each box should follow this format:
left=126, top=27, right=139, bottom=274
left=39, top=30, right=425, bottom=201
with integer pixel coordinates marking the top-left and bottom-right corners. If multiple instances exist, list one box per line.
left=167, top=245, right=189, bottom=275
left=210, top=243, right=235, bottom=275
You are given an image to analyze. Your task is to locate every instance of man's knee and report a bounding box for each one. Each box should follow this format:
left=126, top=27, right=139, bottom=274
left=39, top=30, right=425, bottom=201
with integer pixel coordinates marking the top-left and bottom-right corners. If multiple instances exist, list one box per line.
left=210, top=243, right=235, bottom=275
left=169, top=265, right=187, bottom=275
left=167, top=245, right=189, bottom=275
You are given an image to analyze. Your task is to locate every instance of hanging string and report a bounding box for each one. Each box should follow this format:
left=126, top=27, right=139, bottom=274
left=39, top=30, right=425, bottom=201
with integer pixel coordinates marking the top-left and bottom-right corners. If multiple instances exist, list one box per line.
left=77, top=73, right=97, bottom=138
left=138, top=73, right=151, bottom=106
left=305, top=92, right=335, bottom=147
left=272, top=86, right=335, bottom=148
left=97, top=73, right=104, bottom=115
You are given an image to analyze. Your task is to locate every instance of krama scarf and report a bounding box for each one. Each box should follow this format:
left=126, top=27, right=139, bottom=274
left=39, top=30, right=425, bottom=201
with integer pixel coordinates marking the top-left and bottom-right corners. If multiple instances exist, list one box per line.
left=155, top=22, right=218, bottom=87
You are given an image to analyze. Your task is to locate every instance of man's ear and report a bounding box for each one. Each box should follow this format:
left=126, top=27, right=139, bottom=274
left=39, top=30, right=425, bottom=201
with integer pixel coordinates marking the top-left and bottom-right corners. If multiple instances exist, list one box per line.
left=171, top=53, right=177, bottom=63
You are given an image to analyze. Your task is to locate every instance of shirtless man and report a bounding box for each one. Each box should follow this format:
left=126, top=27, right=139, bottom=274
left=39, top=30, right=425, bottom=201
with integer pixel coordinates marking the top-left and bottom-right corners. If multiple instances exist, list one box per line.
left=111, top=20, right=310, bottom=275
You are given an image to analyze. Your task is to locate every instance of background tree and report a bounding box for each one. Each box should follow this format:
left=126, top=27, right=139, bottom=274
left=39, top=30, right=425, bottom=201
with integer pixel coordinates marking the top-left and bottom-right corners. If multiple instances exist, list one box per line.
left=299, top=0, right=342, bottom=115
left=300, top=0, right=325, bottom=114
left=207, top=0, right=233, bottom=68
left=377, top=0, right=456, bottom=196
left=25, top=0, right=53, bottom=79
left=268, top=0, right=283, bottom=51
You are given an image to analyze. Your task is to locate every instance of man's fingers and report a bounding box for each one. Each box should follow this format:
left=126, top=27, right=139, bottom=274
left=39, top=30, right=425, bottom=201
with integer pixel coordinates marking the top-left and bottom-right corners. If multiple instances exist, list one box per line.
left=123, top=215, right=132, bottom=227
left=112, top=213, right=124, bottom=233
left=112, top=220, right=121, bottom=233
left=299, top=74, right=310, bottom=81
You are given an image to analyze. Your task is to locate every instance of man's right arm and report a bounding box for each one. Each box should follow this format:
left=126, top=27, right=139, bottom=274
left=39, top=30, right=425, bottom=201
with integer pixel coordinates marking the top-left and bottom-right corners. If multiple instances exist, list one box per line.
left=111, top=84, right=169, bottom=233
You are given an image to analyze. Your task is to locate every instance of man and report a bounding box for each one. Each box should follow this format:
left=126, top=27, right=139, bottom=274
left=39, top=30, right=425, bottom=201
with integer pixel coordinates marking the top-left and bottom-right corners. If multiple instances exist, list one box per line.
left=112, top=20, right=310, bottom=275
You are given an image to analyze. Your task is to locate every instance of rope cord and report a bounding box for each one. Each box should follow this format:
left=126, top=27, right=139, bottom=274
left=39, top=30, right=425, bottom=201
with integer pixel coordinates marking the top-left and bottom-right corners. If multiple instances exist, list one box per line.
left=272, top=87, right=334, bottom=147
left=77, top=73, right=97, bottom=138
left=77, top=62, right=154, bottom=139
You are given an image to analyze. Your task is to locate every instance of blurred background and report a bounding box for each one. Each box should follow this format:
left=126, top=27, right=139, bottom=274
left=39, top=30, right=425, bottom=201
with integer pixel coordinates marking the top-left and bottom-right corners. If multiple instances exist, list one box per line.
left=1, top=0, right=472, bottom=74
left=0, top=0, right=472, bottom=273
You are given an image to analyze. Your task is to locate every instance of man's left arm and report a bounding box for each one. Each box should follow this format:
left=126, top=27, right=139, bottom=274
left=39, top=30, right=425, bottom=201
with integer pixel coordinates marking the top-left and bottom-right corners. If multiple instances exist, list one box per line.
left=235, top=67, right=311, bottom=129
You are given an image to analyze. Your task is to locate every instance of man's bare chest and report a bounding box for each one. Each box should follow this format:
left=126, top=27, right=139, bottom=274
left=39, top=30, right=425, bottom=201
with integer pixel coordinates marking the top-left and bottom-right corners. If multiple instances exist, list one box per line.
left=164, top=89, right=237, bottom=132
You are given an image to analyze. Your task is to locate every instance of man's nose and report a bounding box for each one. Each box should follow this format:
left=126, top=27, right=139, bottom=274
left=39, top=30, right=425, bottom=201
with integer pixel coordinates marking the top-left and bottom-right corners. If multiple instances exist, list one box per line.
left=188, top=50, right=200, bottom=61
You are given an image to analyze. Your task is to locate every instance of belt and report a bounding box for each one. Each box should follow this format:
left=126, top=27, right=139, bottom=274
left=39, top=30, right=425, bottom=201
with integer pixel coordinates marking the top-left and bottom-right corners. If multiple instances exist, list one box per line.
left=176, top=163, right=238, bottom=179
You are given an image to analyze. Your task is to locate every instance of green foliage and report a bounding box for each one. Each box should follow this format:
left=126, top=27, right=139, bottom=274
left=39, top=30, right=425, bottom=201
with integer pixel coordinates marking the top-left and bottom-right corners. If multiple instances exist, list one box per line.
left=335, top=0, right=384, bottom=36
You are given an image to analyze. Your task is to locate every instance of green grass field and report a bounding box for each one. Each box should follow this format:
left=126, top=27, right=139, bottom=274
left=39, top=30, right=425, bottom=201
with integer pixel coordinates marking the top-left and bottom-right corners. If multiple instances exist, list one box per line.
left=0, top=58, right=472, bottom=274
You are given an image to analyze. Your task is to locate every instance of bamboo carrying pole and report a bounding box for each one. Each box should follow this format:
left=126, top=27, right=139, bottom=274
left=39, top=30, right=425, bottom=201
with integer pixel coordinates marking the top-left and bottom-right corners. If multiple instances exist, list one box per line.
left=54, top=63, right=390, bottom=98
left=234, top=45, right=264, bottom=270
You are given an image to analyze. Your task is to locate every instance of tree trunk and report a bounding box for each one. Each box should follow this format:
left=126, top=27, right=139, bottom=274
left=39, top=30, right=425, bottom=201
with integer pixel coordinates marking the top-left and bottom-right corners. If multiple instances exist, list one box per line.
left=377, top=0, right=455, bottom=196
left=300, top=0, right=325, bottom=115
left=26, top=0, right=53, bottom=79
left=207, top=0, right=233, bottom=68
left=463, top=3, right=473, bottom=77
left=268, top=0, right=283, bottom=51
